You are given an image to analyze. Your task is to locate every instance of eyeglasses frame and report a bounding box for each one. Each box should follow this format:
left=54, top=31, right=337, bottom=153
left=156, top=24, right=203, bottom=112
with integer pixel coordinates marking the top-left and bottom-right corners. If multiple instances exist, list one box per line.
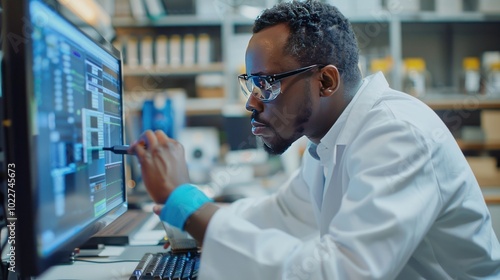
left=238, top=64, right=325, bottom=101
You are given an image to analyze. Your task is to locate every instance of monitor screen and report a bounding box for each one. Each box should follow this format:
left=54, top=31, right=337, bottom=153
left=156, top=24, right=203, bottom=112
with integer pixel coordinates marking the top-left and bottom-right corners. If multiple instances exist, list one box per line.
left=1, top=0, right=126, bottom=277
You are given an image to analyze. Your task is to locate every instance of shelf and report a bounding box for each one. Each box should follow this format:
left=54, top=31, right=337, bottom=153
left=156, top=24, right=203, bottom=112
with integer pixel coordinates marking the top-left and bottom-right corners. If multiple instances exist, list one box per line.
left=185, top=98, right=225, bottom=115
left=482, top=185, right=500, bottom=205
left=457, top=139, right=500, bottom=150
left=112, top=16, right=222, bottom=27
left=111, top=6, right=500, bottom=111
left=123, top=93, right=225, bottom=115
left=482, top=188, right=500, bottom=205
left=485, top=195, right=500, bottom=204
left=419, top=92, right=500, bottom=110
left=396, top=12, right=500, bottom=22
left=347, top=11, right=500, bottom=23
left=112, top=12, right=500, bottom=27
left=123, top=63, right=224, bottom=76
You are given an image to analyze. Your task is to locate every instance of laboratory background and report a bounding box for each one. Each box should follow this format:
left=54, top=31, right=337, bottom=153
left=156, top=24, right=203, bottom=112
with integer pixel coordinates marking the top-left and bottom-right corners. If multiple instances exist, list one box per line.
left=58, top=0, right=500, bottom=238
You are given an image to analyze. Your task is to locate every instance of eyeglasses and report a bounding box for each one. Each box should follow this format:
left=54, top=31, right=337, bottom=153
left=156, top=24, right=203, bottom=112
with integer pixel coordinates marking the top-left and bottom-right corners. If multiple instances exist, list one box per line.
left=238, top=64, right=323, bottom=102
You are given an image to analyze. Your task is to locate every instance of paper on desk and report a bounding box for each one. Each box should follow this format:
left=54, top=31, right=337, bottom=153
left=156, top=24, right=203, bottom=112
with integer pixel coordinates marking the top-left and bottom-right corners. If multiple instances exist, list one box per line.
left=129, top=230, right=165, bottom=246
left=98, top=246, right=126, bottom=257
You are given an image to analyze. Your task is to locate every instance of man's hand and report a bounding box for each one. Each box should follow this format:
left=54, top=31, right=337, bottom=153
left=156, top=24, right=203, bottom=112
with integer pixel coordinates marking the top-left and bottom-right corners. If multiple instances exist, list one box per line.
left=129, top=130, right=190, bottom=204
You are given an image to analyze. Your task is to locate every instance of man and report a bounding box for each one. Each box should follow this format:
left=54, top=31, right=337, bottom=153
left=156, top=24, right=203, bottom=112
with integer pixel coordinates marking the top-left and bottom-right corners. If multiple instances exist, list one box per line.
left=130, top=1, right=500, bottom=279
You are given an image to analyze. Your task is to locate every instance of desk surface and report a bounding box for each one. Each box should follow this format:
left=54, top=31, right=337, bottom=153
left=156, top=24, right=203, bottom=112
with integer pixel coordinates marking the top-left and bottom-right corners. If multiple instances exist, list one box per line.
left=34, top=211, right=168, bottom=280
left=36, top=245, right=165, bottom=280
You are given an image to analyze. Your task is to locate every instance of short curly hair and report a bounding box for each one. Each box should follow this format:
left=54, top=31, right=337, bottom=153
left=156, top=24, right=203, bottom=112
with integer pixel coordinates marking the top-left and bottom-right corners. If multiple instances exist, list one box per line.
left=253, top=0, right=362, bottom=92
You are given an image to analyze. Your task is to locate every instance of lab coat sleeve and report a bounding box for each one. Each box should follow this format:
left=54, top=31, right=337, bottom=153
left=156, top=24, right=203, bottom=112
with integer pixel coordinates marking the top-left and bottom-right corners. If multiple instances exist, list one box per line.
left=198, top=118, right=442, bottom=280
left=222, top=168, right=318, bottom=238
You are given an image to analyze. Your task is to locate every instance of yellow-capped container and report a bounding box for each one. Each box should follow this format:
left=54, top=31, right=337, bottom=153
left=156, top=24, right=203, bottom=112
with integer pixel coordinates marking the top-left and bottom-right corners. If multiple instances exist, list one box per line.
left=370, top=57, right=393, bottom=85
left=461, top=57, right=481, bottom=94
left=463, top=57, right=480, bottom=71
left=404, top=58, right=426, bottom=72
left=486, top=62, right=500, bottom=96
left=491, top=62, right=500, bottom=71
left=370, top=57, right=393, bottom=74
left=403, top=58, right=429, bottom=97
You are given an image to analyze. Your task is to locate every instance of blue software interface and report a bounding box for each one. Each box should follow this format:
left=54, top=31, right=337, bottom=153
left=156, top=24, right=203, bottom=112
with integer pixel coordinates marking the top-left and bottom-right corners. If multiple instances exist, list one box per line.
left=30, top=0, right=125, bottom=256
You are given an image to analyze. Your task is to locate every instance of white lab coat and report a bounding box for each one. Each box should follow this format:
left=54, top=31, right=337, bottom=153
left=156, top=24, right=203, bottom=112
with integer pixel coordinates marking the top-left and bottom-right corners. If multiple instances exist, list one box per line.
left=199, top=73, right=500, bottom=279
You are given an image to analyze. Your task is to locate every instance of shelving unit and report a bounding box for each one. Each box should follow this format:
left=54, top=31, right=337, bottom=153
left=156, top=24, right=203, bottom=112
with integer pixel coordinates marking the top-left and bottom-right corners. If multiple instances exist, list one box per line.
left=457, top=139, right=500, bottom=151
left=352, top=14, right=500, bottom=89
left=419, top=92, right=500, bottom=109
left=350, top=12, right=500, bottom=191
left=112, top=15, right=222, bottom=27
left=122, top=63, right=224, bottom=76
left=111, top=5, right=500, bottom=166
left=112, top=13, right=226, bottom=112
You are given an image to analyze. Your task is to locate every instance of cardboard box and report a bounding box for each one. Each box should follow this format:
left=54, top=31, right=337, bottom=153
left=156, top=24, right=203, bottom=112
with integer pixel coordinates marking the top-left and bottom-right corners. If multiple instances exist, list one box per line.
left=196, top=74, right=224, bottom=98
left=197, top=87, right=224, bottom=98
left=481, top=110, right=500, bottom=142
left=467, top=156, right=500, bottom=187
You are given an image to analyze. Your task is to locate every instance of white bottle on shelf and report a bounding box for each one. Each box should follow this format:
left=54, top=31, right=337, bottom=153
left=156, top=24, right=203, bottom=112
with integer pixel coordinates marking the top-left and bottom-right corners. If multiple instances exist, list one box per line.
left=183, top=34, right=196, bottom=67
left=460, top=57, right=481, bottom=95
left=386, top=0, right=420, bottom=13
left=125, top=36, right=139, bottom=67
left=155, top=35, right=168, bottom=67
left=140, top=36, right=153, bottom=68
left=129, top=0, right=146, bottom=19
left=197, top=33, right=211, bottom=66
left=436, top=0, right=463, bottom=15
left=325, top=0, right=382, bottom=17
left=485, top=63, right=500, bottom=96
left=478, top=0, right=500, bottom=14
left=169, top=35, right=182, bottom=68
left=403, top=58, right=429, bottom=97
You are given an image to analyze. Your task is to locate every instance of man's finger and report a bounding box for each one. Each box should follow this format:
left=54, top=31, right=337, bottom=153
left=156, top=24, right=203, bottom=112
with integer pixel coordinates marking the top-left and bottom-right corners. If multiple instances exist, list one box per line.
left=128, top=140, right=147, bottom=157
left=155, top=130, right=170, bottom=146
left=143, top=130, right=158, bottom=149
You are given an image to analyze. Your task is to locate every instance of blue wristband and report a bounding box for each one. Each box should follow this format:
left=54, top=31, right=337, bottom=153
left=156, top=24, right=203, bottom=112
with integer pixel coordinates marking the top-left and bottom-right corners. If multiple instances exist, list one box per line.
left=160, top=184, right=213, bottom=230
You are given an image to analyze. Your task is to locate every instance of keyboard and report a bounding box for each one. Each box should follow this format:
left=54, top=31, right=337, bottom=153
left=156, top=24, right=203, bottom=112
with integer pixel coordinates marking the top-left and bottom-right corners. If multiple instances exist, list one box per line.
left=129, top=251, right=200, bottom=280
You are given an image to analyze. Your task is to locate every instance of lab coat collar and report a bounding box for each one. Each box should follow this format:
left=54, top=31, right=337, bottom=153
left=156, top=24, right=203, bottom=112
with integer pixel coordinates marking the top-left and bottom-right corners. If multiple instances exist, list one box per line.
left=336, top=72, right=389, bottom=145
left=307, top=73, right=389, bottom=164
left=305, top=72, right=390, bottom=172
left=318, top=72, right=389, bottom=153
left=314, top=72, right=390, bottom=231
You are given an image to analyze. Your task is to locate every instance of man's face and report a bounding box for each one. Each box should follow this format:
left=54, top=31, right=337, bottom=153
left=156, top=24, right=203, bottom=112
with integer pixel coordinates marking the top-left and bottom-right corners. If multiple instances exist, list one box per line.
left=244, top=24, right=323, bottom=155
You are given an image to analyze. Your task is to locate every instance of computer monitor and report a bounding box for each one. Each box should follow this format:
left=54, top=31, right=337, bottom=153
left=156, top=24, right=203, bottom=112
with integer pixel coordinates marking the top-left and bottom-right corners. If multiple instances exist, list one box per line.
left=1, top=0, right=126, bottom=277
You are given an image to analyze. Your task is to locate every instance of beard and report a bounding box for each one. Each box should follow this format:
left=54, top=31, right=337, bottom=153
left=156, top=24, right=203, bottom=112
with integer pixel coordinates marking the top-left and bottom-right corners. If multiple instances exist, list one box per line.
left=256, top=90, right=313, bottom=155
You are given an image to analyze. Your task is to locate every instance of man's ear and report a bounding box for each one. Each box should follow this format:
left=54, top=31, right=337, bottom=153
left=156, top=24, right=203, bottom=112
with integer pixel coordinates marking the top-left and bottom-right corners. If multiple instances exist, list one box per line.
left=319, top=65, right=340, bottom=97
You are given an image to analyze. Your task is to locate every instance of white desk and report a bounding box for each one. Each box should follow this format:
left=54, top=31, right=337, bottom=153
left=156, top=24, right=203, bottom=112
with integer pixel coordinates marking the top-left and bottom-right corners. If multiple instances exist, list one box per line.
left=36, top=245, right=165, bottom=280
left=30, top=211, right=171, bottom=279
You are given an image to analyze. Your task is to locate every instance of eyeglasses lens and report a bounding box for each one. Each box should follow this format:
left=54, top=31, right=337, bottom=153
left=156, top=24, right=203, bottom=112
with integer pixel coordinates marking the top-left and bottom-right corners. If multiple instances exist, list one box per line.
left=239, top=75, right=283, bottom=101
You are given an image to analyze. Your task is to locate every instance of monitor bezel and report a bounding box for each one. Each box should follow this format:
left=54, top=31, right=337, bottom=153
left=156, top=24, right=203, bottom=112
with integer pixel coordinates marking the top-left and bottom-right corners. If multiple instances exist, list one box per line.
left=1, top=0, right=127, bottom=277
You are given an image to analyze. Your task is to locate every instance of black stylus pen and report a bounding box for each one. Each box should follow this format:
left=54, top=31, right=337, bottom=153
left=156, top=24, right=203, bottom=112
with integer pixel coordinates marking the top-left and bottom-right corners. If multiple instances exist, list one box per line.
left=102, top=145, right=131, bottom=155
